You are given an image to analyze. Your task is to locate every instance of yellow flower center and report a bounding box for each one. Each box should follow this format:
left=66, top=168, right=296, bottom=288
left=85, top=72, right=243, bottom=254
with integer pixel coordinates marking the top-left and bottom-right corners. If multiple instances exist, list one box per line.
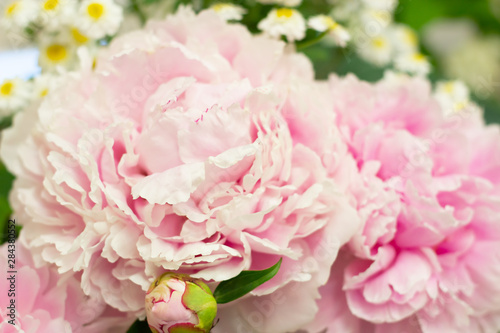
left=43, top=0, right=59, bottom=11
left=40, top=88, right=49, bottom=97
left=372, top=10, right=390, bottom=23
left=404, top=30, right=418, bottom=47
left=454, top=101, right=467, bottom=111
left=372, top=37, right=387, bottom=49
left=71, top=27, right=89, bottom=44
left=412, top=53, right=426, bottom=62
left=276, top=8, right=293, bottom=18
left=46, top=44, right=68, bottom=62
left=0, top=81, right=14, bottom=96
left=212, top=3, right=230, bottom=12
left=443, top=82, right=455, bottom=94
left=5, top=2, right=18, bottom=16
left=325, top=17, right=339, bottom=31
left=87, top=3, right=104, bottom=20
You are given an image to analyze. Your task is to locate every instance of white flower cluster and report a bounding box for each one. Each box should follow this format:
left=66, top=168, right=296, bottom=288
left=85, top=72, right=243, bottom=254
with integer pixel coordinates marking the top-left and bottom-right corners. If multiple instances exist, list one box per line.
left=0, top=72, right=65, bottom=118
left=0, top=78, right=32, bottom=118
left=423, top=19, right=500, bottom=100
left=0, top=0, right=123, bottom=117
left=256, top=1, right=350, bottom=46
left=330, top=0, right=430, bottom=75
left=210, top=3, right=246, bottom=21
left=258, top=7, right=307, bottom=41
left=0, top=0, right=434, bottom=119
left=434, top=80, right=472, bottom=116
left=1, top=0, right=123, bottom=72
left=308, top=14, right=350, bottom=47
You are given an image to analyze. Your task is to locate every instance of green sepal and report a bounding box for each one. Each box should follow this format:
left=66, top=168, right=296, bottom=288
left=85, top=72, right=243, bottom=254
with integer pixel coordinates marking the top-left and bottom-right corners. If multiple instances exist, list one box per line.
left=182, top=282, right=217, bottom=332
left=169, top=323, right=205, bottom=333
left=213, top=258, right=282, bottom=304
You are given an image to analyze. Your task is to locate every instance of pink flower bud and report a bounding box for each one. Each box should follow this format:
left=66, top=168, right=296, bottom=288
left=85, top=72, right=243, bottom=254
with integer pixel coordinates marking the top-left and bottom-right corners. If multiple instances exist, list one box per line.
left=146, top=273, right=217, bottom=333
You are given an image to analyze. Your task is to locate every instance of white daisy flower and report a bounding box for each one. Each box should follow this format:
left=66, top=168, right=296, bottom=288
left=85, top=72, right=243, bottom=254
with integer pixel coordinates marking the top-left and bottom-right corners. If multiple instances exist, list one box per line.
left=0, top=78, right=32, bottom=117
left=361, top=0, right=397, bottom=11
left=211, top=3, right=246, bottom=21
left=37, top=0, right=78, bottom=31
left=434, top=80, right=470, bottom=115
left=76, top=0, right=123, bottom=39
left=1, top=0, right=37, bottom=30
left=360, top=8, right=393, bottom=30
left=257, top=0, right=302, bottom=7
left=258, top=8, right=306, bottom=42
left=308, top=15, right=350, bottom=47
left=308, top=14, right=336, bottom=32
left=389, top=24, right=419, bottom=55
left=394, top=52, right=431, bottom=76
left=38, top=32, right=77, bottom=71
left=330, top=0, right=358, bottom=22
left=33, top=73, right=63, bottom=100
left=357, top=33, right=393, bottom=66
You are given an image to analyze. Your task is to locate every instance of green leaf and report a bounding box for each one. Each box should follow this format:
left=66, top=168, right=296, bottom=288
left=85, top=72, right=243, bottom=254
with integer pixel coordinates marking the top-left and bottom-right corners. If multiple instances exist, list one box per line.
left=0, top=162, right=15, bottom=245
left=0, top=162, right=14, bottom=199
left=213, top=258, right=282, bottom=304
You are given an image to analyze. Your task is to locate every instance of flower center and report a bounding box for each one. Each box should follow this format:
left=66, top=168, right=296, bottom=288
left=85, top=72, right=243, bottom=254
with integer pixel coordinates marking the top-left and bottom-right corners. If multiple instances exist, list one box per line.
left=324, top=17, right=339, bottom=30
left=372, top=10, right=390, bottom=23
left=46, top=44, right=68, bottom=62
left=87, top=3, right=104, bottom=20
left=276, top=8, right=293, bottom=18
left=43, top=0, right=59, bottom=11
left=0, top=82, right=14, bottom=96
left=443, top=82, right=455, bottom=94
left=412, top=53, right=426, bottom=62
left=71, top=27, right=89, bottom=44
left=212, top=3, right=229, bottom=12
left=5, top=2, right=18, bottom=16
left=405, top=30, right=418, bottom=47
left=372, top=37, right=386, bottom=49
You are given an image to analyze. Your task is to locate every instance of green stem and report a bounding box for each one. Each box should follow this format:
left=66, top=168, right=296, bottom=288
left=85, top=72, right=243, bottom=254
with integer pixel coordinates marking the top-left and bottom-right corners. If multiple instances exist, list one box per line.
left=295, top=31, right=328, bottom=50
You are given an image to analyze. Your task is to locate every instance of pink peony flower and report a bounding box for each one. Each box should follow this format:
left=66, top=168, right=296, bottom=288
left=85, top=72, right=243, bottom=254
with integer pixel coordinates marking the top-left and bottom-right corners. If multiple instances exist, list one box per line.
left=212, top=79, right=362, bottom=333
left=0, top=241, right=134, bottom=333
left=1, top=7, right=360, bottom=331
left=310, top=73, right=500, bottom=332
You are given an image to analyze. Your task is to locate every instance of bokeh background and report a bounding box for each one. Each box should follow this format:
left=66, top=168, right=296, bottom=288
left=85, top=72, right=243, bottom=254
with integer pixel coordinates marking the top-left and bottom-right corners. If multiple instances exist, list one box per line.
left=302, top=0, right=500, bottom=123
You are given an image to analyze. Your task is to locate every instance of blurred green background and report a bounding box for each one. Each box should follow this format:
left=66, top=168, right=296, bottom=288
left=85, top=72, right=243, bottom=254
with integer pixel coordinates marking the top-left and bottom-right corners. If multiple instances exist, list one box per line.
left=303, top=0, right=500, bottom=123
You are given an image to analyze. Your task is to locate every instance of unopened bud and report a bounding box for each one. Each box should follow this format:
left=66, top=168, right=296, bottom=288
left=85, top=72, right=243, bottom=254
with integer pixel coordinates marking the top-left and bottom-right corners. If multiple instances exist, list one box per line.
left=145, top=273, right=217, bottom=333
